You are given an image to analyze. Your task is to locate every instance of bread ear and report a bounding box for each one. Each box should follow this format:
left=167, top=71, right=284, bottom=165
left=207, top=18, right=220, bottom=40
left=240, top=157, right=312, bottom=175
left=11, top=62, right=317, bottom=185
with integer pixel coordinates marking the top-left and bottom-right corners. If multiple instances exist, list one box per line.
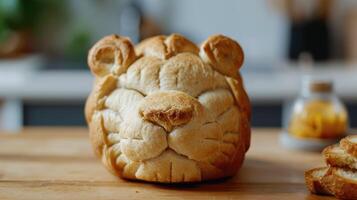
left=200, top=35, right=244, bottom=78
left=135, top=34, right=199, bottom=59
left=88, top=34, right=137, bottom=77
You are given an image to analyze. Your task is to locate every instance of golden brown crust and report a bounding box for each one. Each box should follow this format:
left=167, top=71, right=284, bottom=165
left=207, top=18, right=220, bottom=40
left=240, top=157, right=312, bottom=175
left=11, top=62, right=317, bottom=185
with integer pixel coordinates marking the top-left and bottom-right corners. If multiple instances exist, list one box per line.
left=165, top=34, right=199, bottom=56
left=323, top=145, right=357, bottom=170
left=305, top=167, right=331, bottom=195
left=226, top=75, right=251, bottom=151
left=86, top=33, right=250, bottom=183
left=239, top=115, right=251, bottom=153
left=200, top=34, right=244, bottom=78
left=89, top=112, right=106, bottom=157
left=221, top=135, right=247, bottom=177
left=139, top=91, right=199, bottom=132
left=88, top=35, right=137, bottom=77
left=321, top=167, right=357, bottom=199
left=135, top=35, right=167, bottom=59
left=135, top=34, right=199, bottom=60
left=340, top=136, right=357, bottom=157
left=226, top=75, right=251, bottom=120
left=85, top=75, right=117, bottom=123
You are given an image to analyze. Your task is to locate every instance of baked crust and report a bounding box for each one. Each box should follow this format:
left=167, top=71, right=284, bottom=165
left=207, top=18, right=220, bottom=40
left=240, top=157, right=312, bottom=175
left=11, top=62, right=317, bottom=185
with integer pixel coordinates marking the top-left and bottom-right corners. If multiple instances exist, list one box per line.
left=86, top=34, right=250, bottom=183
left=84, top=75, right=117, bottom=123
left=323, top=145, right=357, bottom=170
left=305, top=167, right=331, bottom=195
left=135, top=34, right=199, bottom=60
left=139, top=91, right=201, bottom=132
left=226, top=75, right=251, bottom=151
left=88, top=111, right=106, bottom=157
left=321, top=167, right=357, bottom=199
left=340, top=135, right=357, bottom=157
left=200, top=35, right=244, bottom=78
left=88, top=35, right=137, bottom=77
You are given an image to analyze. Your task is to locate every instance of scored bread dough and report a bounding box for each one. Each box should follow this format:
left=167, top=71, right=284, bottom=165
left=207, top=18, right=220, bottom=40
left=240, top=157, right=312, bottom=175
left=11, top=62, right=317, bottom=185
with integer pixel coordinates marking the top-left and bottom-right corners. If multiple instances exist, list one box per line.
left=85, top=33, right=251, bottom=183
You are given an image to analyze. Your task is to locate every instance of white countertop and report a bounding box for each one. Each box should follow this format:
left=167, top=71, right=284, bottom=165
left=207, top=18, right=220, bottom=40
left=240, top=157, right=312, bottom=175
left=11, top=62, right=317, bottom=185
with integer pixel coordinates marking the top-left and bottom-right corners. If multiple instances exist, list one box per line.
left=0, top=61, right=357, bottom=103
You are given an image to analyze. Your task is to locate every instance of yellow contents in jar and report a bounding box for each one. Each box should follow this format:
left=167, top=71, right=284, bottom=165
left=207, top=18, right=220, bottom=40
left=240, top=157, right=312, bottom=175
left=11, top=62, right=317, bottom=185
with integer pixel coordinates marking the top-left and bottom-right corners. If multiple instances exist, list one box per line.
left=289, top=100, right=347, bottom=139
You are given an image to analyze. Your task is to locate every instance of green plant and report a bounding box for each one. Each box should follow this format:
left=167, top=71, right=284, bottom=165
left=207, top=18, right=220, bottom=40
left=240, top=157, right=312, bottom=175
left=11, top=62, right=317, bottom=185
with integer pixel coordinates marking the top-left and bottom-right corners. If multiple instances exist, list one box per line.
left=65, top=28, right=91, bottom=61
left=0, top=0, right=65, bottom=43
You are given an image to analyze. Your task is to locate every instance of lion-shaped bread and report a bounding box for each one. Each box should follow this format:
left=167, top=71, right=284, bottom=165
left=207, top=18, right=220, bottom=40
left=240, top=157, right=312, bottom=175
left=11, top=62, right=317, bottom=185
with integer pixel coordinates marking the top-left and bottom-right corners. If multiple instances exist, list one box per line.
left=85, top=34, right=251, bottom=183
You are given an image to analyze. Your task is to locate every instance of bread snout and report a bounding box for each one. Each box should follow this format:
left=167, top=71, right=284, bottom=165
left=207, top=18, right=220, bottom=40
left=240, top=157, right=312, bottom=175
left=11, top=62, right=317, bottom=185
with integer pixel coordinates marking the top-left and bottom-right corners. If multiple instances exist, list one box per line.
left=138, top=91, right=204, bottom=132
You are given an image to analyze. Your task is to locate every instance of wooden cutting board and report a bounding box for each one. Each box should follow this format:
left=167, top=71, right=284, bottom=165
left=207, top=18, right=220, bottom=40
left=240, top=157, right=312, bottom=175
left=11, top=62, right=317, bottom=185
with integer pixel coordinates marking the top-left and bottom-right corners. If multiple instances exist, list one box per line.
left=0, top=128, right=333, bottom=200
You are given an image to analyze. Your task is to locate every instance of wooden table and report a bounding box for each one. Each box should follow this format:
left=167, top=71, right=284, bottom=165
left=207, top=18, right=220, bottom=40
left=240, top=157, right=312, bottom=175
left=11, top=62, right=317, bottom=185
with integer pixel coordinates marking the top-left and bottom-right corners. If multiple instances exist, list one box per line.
left=0, top=128, right=335, bottom=200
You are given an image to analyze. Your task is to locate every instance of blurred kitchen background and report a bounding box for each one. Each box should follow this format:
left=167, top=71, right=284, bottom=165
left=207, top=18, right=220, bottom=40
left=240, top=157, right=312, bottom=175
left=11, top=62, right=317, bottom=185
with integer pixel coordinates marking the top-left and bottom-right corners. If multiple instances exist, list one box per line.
left=0, top=0, right=357, bottom=132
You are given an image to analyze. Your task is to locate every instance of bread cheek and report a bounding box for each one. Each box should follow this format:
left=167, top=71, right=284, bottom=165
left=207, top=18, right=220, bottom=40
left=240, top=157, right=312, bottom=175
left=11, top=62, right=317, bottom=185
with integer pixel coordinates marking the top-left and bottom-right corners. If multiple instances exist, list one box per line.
left=168, top=122, right=223, bottom=161
left=135, top=150, right=202, bottom=183
left=119, top=117, right=168, bottom=161
left=103, top=90, right=168, bottom=162
left=167, top=121, right=242, bottom=172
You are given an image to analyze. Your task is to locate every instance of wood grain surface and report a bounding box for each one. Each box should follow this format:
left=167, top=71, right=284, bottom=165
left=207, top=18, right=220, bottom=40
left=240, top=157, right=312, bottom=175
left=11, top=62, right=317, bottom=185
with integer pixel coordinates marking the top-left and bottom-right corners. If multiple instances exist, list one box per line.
left=0, top=128, right=335, bottom=200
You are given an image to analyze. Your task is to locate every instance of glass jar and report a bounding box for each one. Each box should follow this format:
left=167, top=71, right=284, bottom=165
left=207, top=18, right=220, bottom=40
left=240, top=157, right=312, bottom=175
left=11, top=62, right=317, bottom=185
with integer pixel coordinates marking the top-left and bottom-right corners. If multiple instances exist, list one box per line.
left=281, top=77, right=349, bottom=150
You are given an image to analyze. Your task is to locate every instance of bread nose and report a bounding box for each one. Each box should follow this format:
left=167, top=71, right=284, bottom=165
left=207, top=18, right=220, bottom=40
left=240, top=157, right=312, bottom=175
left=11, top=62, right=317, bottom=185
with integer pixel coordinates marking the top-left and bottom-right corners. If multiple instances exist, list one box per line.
left=138, top=91, right=200, bottom=132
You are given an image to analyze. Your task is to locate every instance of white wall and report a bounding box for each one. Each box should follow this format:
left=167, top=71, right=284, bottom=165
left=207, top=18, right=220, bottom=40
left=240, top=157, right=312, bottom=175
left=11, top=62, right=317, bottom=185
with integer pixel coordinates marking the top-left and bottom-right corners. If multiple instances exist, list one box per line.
left=45, top=0, right=357, bottom=63
left=329, top=0, right=357, bottom=58
left=140, top=0, right=288, bottom=65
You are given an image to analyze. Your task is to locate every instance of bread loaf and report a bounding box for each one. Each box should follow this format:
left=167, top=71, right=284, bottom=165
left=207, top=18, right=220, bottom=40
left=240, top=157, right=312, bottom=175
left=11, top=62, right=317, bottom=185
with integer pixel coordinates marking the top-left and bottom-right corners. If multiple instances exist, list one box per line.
left=85, top=34, right=251, bottom=183
left=306, top=135, right=357, bottom=199
left=305, top=167, right=330, bottom=195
